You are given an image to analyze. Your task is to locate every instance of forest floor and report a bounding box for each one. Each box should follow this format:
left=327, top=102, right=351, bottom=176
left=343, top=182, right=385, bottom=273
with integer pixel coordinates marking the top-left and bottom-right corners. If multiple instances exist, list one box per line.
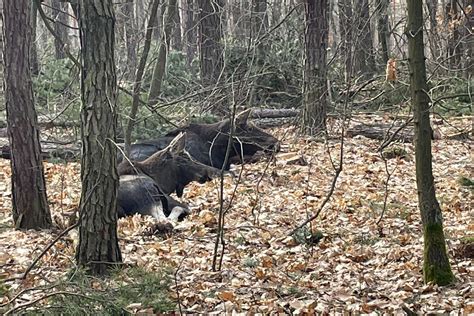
left=0, top=115, right=472, bottom=314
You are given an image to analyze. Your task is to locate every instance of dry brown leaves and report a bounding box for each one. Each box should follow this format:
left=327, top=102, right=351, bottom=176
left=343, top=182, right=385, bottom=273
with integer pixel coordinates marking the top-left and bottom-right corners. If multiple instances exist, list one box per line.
left=0, top=115, right=472, bottom=314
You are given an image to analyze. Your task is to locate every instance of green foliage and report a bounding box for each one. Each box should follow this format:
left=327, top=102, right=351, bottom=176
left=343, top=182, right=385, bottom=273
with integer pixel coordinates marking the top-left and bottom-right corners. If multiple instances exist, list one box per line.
left=15, top=267, right=175, bottom=315
left=161, top=51, right=199, bottom=98
left=430, top=77, right=473, bottom=116
left=33, top=58, right=78, bottom=108
left=242, top=257, right=259, bottom=268
left=457, top=176, right=474, bottom=188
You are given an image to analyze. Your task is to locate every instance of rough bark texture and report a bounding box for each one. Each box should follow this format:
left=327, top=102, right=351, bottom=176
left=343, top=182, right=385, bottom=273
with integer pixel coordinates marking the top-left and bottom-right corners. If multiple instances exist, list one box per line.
left=76, top=0, right=122, bottom=275
left=407, top=0, right=454, bottom=285
left=198, top=0, right=224, bottom=86
left=124, top=0, right=161, bottom=156
left=4, top=0, right=52, bottom=230
left=337, top=0, right=353, bottom=81
left=148, top=0, right=178, bottom=106
left=302, top=0, right=328, bottom=135
left=30, top=0, right=39, bottom=76
left=172, top=0, right=182, bottom=50
left=52, top=1, right=69, bottom=59
left=353, top=0, right=376, bottom=76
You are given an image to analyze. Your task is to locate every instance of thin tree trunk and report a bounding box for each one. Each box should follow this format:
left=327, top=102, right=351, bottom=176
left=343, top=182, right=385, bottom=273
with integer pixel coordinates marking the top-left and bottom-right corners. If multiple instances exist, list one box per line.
left=426, top=0, right=440, bottom=60
left=353, top=0, right=376, bottom=76
left=76, top=0, right=122, bottom=275
left=302, top=0, right=328, bottom=134
left=122, top=1, right=138, bottom=79
left=52, top=1, right=69, bottom=59
left=338, top=0, right=353, bottom=81
left=406, top=0, right=455, bottom=286
left=124, top=0, right=161, bottom=157
left=172, top=0, right=182, bottom=50
left=183, top=0, right=196, bottom=66
left=148, top=0, right=178, bottom=106
left=376, top=0, right=389, bottom=64
left=4, top=0, right=52, bottom=230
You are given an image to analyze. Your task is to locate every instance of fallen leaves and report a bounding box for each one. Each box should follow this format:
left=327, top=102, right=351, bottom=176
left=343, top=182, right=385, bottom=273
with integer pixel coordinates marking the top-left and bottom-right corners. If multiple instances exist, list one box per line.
left=0, top=115, right=472, bottom=313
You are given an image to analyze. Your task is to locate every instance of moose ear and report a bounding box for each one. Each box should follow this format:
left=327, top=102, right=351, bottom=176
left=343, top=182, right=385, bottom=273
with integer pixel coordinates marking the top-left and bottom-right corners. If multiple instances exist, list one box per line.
left=235, top=109, right=251, bottom=126
left=169, top=132, right=186, bottom=154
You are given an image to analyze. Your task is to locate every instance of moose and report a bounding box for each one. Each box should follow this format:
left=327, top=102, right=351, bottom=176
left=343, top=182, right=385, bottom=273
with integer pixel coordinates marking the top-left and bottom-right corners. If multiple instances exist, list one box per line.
left=117, top=133, right=220, bottom=221
left=124, top=109, right=280, bottom=170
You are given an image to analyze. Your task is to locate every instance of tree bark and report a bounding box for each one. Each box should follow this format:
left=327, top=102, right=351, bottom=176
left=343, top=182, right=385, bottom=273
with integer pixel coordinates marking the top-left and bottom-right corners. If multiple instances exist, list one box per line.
left=353, top=0, right=376, bottom=77
left=52, top=1, right=70, bottom=59
left=76, top=0, right=122, bottom=275
left=124, top=0, right=161, bottom=157
left=30, top=0, right=39, bottom=76
left=4, top=0, right=52, bottom=230
left=183, top=0, right=196, bottom=66
left=148, top=0, right=178, bottom=106
left=122, top=0, right=138, bottom=80
left=198, top=0, right=224, bottom=86
left=337, top=0, right=353, bottom=81
left=172, top=0, right=182, bottom=50
left=407, top=0, right=455, bottom=285
left=302, top=0, right=328, bottom=134
left=376, top=0, right=389, bottom=64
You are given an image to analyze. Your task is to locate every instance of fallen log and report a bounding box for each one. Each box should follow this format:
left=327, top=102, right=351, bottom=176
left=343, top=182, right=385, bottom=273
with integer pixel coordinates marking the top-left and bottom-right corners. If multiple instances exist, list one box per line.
left=250, top=108, right=299, bottom=119
left=346, top=123, right=415, bottom=143
left=0, top=142, right=81, bottom=161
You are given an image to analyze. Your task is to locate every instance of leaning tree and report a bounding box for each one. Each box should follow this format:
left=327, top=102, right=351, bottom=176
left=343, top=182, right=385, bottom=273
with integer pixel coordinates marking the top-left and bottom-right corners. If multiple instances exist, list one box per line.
left=75, top=0, right=122, bottom=275
left=3, top=0, right=52, bottom=229
left=406, top=0, right=455, bottom=285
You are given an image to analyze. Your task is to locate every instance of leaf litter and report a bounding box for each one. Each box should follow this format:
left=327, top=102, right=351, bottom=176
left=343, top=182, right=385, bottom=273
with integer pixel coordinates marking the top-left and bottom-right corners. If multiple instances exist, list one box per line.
left=0, top=115, right=472, bottom=314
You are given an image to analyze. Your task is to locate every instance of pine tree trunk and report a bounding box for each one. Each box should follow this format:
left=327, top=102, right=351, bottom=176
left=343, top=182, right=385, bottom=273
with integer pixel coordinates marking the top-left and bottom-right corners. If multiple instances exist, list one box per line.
left=302, top=0, right=328, bottom=135
left=122, top=1, right=138, bottom=80
left=338, top=0, right=353, bottom=81
left=30, top=0, right=39, bottom=76
left=353, top=0, right=375, bottom=76
left=52, top=1, right=69, bottom=59
left=76, top=0, right=122, bottom=275
left=198, top=0, right=224, bottom=86
left=406, top=0, right=455, bottom=286
left=148, top=0, right=178, bottom=106
left=376, top=0, right=389, bottom=64
left=183, top=0, right=196, bottom=66
left=172, top=0, right=182, bottom=50
left=4, top=0, right=52, bottom=230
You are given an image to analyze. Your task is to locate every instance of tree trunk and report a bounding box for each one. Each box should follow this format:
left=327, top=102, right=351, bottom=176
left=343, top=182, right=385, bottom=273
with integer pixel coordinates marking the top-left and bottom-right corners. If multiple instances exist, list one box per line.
left=337, top=0, right=353, bottom=81
left=425, top=0, right=441, bottom=60
left=302, top=0, right=328, bottom=135
left=52, top=1, right=69, bottom=59
left=172, top=0, right=182, bottom=50
left=124, top=0, right=161, bottom=157
left=76, top=0, right=122, bottom=275
left=148, top=0, right=178, bottom=106
left=353, top=0, right=376, bottom=76
left=406, top=0, right=455, bottom=286
left=123, top=1, right=138, bottom=80
left=446, top=0, right=462, bottom=69
left=4, top=0, right=52, bottom=230
left=183, top=0, right=196, bottom=66
left=30, top=0, right=39, bottom=76
left=249, top=0, right=268, bottom=105
left=198, top=0, right=224, bottom=86
left=376, top=0, right=389, bottom=64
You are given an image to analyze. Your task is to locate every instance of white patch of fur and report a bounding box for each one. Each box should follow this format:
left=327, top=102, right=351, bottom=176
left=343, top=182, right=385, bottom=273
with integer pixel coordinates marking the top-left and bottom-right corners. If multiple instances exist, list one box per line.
left=149, top=203, right=166, bottom=220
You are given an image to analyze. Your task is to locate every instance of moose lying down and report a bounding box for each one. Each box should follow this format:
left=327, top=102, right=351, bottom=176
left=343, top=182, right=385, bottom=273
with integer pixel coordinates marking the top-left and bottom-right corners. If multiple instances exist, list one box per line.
left=117, top=133, right=220, bottom=220
left=124, top=109, right=280, bottom=170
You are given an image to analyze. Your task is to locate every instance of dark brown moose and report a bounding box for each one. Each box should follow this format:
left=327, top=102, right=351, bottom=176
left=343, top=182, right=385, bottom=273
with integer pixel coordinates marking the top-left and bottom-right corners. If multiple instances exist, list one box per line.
left=117, top=133, right=220, bottom=221
left=118, top=132, right=220, bottom=197
left=126, top=109, right=279, bottom=170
